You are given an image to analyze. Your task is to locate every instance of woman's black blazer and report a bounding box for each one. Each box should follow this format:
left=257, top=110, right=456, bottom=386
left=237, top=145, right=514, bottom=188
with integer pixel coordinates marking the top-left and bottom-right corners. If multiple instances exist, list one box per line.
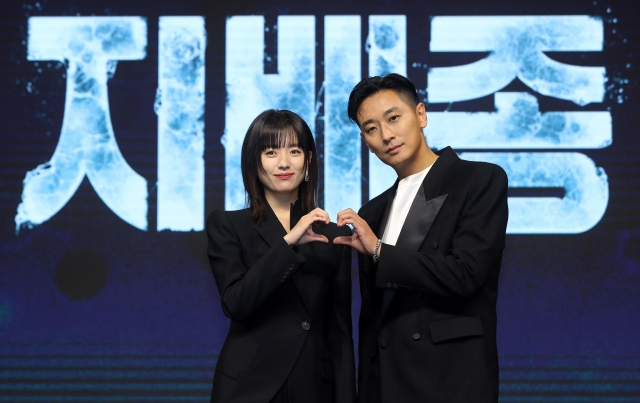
left=206, top=202, right=356, bottom=403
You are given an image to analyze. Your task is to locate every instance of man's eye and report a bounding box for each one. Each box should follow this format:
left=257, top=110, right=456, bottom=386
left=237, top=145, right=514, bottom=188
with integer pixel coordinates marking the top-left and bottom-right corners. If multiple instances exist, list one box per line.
left=390, top=115, right=399, bottom=122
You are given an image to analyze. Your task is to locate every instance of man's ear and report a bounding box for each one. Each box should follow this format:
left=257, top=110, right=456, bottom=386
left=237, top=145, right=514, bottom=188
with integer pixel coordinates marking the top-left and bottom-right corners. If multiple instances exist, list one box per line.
left=417, top=102, right=428, bottom=128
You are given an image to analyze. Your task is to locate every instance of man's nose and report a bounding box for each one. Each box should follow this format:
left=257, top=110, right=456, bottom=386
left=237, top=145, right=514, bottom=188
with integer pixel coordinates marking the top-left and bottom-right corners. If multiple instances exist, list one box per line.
left=381, top=127, right=396, bottom=142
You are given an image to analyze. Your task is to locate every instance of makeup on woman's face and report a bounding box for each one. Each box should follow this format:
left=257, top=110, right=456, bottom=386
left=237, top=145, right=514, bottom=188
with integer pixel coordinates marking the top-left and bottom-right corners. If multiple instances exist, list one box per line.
left=258, top=138, right=306, bottom=200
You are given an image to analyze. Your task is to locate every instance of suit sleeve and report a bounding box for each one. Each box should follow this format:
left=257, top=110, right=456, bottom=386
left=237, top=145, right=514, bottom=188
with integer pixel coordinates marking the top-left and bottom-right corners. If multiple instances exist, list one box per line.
left=325, top=226, right=356, bottom=403
left=375, top=165, right=508, bottom=299
left=206, top=210, right=305, bottom=322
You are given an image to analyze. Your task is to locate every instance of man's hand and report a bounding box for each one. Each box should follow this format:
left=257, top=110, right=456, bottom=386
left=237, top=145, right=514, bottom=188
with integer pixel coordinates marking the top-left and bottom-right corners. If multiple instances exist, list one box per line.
left=284, top=208, right=330, bottom=245
left=333, top=208, right=381, bottom=257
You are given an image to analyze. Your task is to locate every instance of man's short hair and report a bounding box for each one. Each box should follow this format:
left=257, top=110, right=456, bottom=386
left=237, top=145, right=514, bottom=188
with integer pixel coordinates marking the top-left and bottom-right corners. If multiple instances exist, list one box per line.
left=347, top=73, right=421, bottom=126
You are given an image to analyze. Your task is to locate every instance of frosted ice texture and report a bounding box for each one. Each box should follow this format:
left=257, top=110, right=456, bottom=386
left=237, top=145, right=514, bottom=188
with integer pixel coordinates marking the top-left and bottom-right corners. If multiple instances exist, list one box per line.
left=367, top=15, right=406, bottom=200
left=16, top=17, right=148, bottom=232
left=224, top=16, right=315, bottom=210
left=428, top=92, right=612, bottom=149
left=324, top=16, right=362, bottom=220
left=428, top=16, right=605, bottom=105
left=461, top=153, right=609, bottom=233
left=156, top=17, right=206, bottom=231
left=427, top=15, right=610, bottom=233
left=16, top=14, right=611, bottom=235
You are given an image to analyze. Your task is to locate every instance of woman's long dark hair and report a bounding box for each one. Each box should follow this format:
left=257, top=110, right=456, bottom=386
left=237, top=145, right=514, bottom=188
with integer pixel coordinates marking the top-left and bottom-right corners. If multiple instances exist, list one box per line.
left=241, top=109, right=318, bottom=225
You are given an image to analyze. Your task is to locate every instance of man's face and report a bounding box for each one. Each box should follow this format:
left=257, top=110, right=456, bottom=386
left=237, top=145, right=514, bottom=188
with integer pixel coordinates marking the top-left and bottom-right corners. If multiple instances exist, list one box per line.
left=357, top=90, right=428, bottom=172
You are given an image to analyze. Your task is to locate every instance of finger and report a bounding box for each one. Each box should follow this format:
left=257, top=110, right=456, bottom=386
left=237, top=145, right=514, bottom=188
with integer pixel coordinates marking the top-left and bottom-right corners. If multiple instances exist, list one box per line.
left=335, top=208, right=355, bottom=221
left=340, top=213, right=368, bottom=231
left=337, top=216, right=358, bottom=228
left=307, top=234, right=329, bottom=243
left=333, top=235, right=353, bottom=245
left=336, top=212, right=355, bottom=226
left=311, top=212, right=330, bottom=224
left=319, top=209, right=330, bottom=223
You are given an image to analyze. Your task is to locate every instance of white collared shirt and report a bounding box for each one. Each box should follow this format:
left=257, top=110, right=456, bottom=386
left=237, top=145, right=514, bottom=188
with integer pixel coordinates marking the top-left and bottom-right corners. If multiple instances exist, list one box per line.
left=381, top=164, right=433, bottom=246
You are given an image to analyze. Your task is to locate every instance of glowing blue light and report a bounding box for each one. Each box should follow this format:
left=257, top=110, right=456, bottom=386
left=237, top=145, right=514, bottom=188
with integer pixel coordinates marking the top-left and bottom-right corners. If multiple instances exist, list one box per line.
left=428, top=16, right=605, bottom=105
left=461, top=152, right=609, bottom=233
left=323, top=16, right=362, bottom=219
left=16, top=17, right=148, bottom=232
left=156, top=17, right=206, bottom=231
left=427, top=92, right=611, bottom=149
left=224, top=16, right=316, bottom=210
left=367, top=15, right=406, bottom=200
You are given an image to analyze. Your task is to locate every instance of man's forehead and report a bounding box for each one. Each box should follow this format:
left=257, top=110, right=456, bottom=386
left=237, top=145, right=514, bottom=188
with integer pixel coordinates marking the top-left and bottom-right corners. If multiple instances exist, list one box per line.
left=357, top=90, right=407, bottom=122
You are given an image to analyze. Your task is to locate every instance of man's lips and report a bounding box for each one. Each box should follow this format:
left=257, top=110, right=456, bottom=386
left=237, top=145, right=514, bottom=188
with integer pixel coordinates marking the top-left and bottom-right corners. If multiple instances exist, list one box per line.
left=275, top=173, right=294, bottom=179
left=386, top=144, right=402, bottom=155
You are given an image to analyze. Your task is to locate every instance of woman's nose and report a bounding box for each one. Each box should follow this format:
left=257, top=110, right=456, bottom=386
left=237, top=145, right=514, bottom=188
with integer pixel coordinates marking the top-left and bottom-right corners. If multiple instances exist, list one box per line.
left=277, top=155, right=290, bottom=168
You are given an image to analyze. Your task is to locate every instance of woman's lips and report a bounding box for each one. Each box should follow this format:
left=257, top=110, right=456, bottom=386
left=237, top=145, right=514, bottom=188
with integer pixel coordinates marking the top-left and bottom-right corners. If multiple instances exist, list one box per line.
left=275, top=173, right=294, bottom=179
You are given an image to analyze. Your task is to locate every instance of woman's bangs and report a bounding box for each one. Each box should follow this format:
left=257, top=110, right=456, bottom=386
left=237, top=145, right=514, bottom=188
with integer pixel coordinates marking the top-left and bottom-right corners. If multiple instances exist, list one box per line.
left=259, top=124, right=303, bottom=151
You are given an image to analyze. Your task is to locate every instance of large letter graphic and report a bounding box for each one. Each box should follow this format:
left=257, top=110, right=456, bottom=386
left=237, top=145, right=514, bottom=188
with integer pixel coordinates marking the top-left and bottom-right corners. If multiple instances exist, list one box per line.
left=156, top=17, right=206, bottom=231
left=428, top=16, right=605, bottom=105
left=324, top=16, right=361, bottom=219
left=16, top=17, right=148, bottom=231
left=224, top=16, right=315, bottom=210
left=427, top=16, right=610, bottom=233
left=367, top=15, right=406, bottom=199
left=461, top=153, right=608, bottom=233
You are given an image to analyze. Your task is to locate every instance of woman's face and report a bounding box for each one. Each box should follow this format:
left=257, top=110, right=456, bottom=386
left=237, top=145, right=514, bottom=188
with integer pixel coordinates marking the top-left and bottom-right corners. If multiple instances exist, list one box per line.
left=258, top=140, right=308, bottom=200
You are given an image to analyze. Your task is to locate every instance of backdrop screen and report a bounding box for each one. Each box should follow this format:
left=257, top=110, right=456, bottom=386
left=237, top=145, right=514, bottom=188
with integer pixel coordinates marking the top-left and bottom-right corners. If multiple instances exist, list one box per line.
left=1, top=0, right=639, bottom=401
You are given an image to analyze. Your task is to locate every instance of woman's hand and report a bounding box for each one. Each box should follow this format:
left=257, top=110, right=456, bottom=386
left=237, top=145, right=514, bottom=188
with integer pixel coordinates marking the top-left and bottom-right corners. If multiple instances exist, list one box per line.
left=284, top=208, right=330, bottom=245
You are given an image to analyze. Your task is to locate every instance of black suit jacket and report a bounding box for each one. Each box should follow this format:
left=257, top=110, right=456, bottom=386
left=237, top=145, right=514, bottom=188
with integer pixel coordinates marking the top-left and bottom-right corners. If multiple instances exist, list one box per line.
left=358, top=147, right=508, bottom=403
left=206, top=201, right=356, bottom=403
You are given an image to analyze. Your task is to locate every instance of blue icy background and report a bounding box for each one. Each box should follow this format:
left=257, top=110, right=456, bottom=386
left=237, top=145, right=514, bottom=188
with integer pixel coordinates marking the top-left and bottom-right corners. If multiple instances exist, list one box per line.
left=0, top=0, right=639, bottom=401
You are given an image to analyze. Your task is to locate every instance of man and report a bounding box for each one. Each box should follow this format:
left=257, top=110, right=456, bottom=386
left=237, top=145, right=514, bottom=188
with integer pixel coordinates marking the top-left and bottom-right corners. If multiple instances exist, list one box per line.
left=334, top=74, right=508, bottom=403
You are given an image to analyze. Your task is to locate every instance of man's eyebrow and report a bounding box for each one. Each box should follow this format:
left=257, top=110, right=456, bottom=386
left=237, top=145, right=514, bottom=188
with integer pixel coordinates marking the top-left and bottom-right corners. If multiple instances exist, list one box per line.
left=360, top=118, right=374, bottom=128
left=383, top=106, right=399, bottom=116
left=359, top=106, right=400, bottom=128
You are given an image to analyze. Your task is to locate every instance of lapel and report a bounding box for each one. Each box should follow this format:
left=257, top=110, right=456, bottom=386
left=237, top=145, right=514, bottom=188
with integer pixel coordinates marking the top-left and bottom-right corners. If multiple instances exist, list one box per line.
left=255, top=201, right=311, bottom=314
left=395, top=186, right=448, bottom=251
left=420, top=146, right=459, bottom=202
left=375, top=147, right=459, bottom=249
left=377, top=181, right=398, bottom=240
left=378, top=147, right=459, bottom=322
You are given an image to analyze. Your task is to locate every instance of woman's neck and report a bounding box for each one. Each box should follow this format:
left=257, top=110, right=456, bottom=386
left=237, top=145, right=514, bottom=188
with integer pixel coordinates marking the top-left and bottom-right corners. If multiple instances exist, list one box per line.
left=265, top=190, right=297, bottom=232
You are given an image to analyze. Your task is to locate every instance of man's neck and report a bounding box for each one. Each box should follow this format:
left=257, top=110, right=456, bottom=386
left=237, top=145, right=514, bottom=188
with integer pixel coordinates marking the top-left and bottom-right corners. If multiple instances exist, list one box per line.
left=395, top=145, right=439, bottom=180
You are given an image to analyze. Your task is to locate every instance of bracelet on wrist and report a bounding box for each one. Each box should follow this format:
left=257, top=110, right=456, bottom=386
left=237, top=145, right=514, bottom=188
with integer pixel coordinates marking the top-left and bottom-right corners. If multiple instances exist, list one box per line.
left=372, top=239, right=382, bottom=263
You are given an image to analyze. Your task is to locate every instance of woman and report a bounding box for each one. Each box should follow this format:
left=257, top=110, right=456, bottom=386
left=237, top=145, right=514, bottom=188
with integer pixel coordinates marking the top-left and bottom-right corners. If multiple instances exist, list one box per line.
left=206, top=110, right=356, bottom=403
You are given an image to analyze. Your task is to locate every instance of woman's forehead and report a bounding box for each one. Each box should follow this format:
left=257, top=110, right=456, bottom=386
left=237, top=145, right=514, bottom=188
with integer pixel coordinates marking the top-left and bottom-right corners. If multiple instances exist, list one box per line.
left=263, top=129, right=300, bottom=148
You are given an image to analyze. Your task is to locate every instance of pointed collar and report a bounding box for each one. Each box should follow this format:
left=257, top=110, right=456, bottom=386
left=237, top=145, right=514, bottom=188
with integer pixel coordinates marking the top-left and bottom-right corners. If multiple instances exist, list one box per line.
left=421, top=146, right=459, bottom=201
left=369, top=146, right=458, bottom=235
left=255, top=199, right=305, bottom=247
left=255, top=202, right=287, bottom=247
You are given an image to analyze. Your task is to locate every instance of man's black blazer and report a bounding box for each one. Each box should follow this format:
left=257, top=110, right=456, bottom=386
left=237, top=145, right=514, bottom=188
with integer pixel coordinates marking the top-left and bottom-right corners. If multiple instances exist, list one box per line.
left=357, top=147, right=508, bottom=403
left=206, top=202, right=356, bottom=403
